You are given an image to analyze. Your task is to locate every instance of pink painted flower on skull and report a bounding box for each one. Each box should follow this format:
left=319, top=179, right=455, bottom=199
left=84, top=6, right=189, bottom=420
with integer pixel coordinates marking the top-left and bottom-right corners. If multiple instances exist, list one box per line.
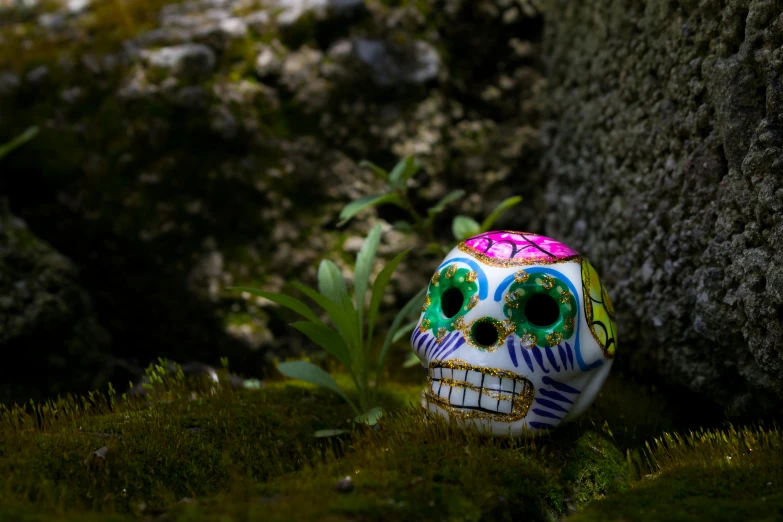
left=411, top=231, right=617, bottom=437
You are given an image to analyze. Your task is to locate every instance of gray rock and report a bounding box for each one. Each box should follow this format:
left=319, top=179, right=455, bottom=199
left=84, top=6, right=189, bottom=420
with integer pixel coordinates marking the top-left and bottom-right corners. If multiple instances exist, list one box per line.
left=25, top=65, right=49, bottom=84
left=544, top=0, right=783, bottom=416
left=0, top=204, right=111, bottom=403
left=0, top=72, right=20, bottom=96
left=350, top=38, right=441, bottom=87
left=274, top=0, right=365, bottom=25
left=143, top=44, right=216, bottom=80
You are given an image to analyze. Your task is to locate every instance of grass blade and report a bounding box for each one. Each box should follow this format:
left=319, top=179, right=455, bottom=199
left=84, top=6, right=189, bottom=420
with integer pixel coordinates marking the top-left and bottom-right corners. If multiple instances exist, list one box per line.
left=366, top=249, right=410, bottom=348
left=338, top=193, right=401, bottom=227
left=388, top=156, right=421, bottom=189
left=0, top=126, right=39, bottom=161
left=318, top=259, right=348, bottom=305
left=378, top=286, right=426, bottom=371
left=227, top=286, right=322, bottom=324
left=480, top=195, right=523, bottom=231
left=290, top=322, right=351, bottom=367
left=277, top=361, right=358, bottom=414
left=354, top=224, right=382, bottom=326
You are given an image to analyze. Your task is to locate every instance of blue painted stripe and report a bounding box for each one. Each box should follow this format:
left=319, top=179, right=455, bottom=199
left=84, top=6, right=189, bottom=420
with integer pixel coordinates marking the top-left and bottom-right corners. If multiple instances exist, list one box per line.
left=417, top=332, right=429, bottom=353
left=545, top=346, right=561, bottom=372
left=542, top=376, right=580, bottom=394
left=539, top=389, right=574, bottom=404
left=529, top=421, right=556, bottom=430
left=534, top=398, right=569, bottom=413
left=439, top=337, right=466, bottom=360
left=532, top=408, right=562, bottom=420
left=494, top=273, right=516, bottom=301
left=557, top=344, right=569, bottom=370
left=532, top=348, right=549, bottom=373
left=431, top=332, right=459, bottom=360
left=424, top=336, right=436, bottom=357
left=412, top=328, right=423, bottom=351
left=565, top=341, right=574, bottom=370
left=520, top=348, right=535, bottom=373
left=436, top=257, right=489, bottom=299
left=507, top=336, right=518, bottom=368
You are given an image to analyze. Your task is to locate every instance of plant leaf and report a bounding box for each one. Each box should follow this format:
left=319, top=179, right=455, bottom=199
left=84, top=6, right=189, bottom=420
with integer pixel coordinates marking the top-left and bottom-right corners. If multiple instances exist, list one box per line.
left=317, top=259, right=348, bottom=305
left=388, top=156, right=421, bottom=189
left=452, top=215, right=481, bottom=241
left=291, top=282, right=360, bottom=357
left=337, top=193, right=401, bottom=227
left=427, top=189, right=465, bottom=217
left=277, top=361, right=357, bottom=413
left=290, top=322, right=351, bottom=367
left=0, top=126, right=39, bottom=161
left=358, top=160, right=389, bottom=182
left=354, top=406, right=383, bottom=426
left=402, top=352, right=423, bottom=368
left=366, top=249, right=411, bottom=348
left=391, top=319, right=419, bottom=344
left=227, top=287, right=321, bottom=324
left=392, top=220, right=413, bottom=232
left=378, top=287, right=426, bottom=371
left=480, top=196, right=523, bottom=232
left=314, top=429, right=348, bottom=438
left=354, top=224, right=382, bottom=321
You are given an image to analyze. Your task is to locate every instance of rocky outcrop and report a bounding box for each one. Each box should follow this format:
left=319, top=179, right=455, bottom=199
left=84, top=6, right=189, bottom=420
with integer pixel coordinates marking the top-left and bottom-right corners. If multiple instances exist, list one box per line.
left=0, top=0, right=546, bottom=401
left=0, top=202, right=111, bottom=403
left=543, top=0, right=783, bottom=416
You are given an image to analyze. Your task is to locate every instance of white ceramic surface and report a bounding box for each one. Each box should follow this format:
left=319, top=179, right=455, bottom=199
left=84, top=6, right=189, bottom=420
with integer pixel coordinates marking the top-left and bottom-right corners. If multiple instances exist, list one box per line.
left=410, top=231, right=617, bottom=437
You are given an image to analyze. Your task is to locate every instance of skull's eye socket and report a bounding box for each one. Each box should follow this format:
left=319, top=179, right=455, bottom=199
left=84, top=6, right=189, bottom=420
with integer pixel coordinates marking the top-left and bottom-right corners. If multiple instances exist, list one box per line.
left=525, top=294, right=560, bottom=327
left=441, top=287, right=464, bottom=318
left=471, top=319, right=499, bottom=347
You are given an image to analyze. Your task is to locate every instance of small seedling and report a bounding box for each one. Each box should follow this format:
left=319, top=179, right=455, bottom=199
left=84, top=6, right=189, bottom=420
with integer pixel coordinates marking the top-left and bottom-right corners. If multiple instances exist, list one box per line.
left=230, top=224, right=426, bottom=430
left=339, top=155, right=524, bottom=254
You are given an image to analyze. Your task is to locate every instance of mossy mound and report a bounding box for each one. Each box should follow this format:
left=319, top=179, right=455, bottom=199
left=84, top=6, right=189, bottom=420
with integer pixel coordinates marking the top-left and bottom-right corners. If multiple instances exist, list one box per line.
left=1, top=364, right=779, bottom=521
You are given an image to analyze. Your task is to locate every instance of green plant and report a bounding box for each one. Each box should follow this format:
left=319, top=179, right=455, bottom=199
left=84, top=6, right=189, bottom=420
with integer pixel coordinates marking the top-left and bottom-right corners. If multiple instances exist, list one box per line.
left=338, top=155, right=523, bottom=254
left=229, top=224, right=426, bottom=428
left=0, top=126, right=38, bottom=161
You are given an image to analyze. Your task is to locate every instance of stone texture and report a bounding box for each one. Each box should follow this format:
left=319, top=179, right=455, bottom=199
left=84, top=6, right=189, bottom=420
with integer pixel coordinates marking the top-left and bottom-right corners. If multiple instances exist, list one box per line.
left=543, top=0, right=783, bottom=416
left=0, top=203, right=111, bottom=403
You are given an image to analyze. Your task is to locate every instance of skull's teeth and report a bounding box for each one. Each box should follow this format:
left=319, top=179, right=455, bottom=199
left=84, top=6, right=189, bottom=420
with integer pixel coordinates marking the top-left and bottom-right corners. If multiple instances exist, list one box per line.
left=428, top=367, right=527, bottom=416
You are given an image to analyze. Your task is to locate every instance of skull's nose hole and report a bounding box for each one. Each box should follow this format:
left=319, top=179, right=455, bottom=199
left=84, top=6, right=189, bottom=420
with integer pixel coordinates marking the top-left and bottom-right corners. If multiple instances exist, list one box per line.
left=525, top=294, right=560, bottom=327
left=471, top=319, right=499, bottom=347
left=441, top=287, right=464, bottom=318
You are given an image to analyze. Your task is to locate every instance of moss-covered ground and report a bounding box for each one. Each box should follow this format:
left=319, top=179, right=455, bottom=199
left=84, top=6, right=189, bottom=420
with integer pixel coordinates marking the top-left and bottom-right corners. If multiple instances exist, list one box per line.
left=0, top=360, right=779, bottom=522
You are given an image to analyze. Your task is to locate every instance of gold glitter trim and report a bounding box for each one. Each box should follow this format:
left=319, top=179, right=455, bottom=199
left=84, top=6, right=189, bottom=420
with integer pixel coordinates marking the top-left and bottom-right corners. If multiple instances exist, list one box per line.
left=546, top=331, right=563, bottom=347
left=581, top=258, right=616, bottom=359
left=452, top=316, right=466, bottom=330
left=539, top=275, right=555, bottom=290
left=465, top=270, right=477, bottom=283
left=514, top=270, right=530, bottom=283
left=419, top=319, right=430, bottom=333
left=457, top=242, right=581, bottom=267
left=564, top=317, right=575, bottom=332
left=463, top=317, right=515, bottom=352
left=431, top=271, right=440, bottom=286
left=505, top=290, right=522, bottom=308
left=445, top=264, right=457, bottom=279
left=422, top=294, right=431, bottom=312
left=436, top=327, right=448, bottom=344
left=466, top=294, right=479, bottom=310
left=425, top=359, right=535, bottom=422
left=520, top=332, right=537, bottom=349
left=558, top=289, right=572, bottom=304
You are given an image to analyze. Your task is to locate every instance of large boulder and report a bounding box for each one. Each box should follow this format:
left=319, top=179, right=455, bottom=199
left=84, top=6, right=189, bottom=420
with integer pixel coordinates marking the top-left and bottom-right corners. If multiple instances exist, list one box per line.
left=542, top=0, right=783, bottom=415
left=0, top=203, right=111, bottom=402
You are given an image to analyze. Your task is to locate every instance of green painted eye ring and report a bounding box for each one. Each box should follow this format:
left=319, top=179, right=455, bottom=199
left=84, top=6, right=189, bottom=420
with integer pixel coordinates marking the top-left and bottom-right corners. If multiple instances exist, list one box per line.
left=503, top=272, right=577, bottom=348
left=421, top=264, right=479, bottom=336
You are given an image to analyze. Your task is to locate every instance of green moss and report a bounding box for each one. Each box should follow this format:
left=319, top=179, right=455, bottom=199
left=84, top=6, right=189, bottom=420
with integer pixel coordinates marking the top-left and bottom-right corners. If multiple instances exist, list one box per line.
left=572, top=426, right=783, bottom=522
left=0, top=365, right=778, bottom=521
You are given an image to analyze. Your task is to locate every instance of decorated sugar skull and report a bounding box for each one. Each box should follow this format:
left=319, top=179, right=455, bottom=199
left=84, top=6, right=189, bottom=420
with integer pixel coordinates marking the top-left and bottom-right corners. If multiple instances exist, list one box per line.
left=410, top=231, right=617, bottom=437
